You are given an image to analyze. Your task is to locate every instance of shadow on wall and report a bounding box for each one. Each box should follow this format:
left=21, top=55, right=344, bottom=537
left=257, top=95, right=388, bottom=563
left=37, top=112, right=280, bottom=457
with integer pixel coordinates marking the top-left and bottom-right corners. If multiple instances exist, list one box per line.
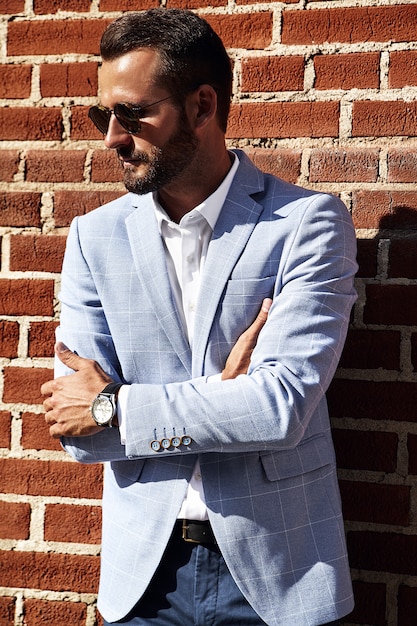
left=329, top=204, right=417, bottom=626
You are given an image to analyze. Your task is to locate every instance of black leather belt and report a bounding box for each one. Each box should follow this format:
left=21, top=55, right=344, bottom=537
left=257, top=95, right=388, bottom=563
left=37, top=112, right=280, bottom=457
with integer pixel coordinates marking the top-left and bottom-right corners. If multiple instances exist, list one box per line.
left=177, top=519, right=217, bottom=545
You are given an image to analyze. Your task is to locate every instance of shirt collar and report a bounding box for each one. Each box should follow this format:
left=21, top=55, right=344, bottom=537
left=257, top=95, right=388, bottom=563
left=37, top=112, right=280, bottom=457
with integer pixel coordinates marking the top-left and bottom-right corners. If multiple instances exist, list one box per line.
left=153, top=151, right=239, bottom=231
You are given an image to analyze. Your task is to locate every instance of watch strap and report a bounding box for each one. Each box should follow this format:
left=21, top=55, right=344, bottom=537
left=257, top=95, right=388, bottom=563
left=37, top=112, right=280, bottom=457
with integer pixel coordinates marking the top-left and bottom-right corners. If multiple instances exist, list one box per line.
left=100, top=382, right=123, bottom=397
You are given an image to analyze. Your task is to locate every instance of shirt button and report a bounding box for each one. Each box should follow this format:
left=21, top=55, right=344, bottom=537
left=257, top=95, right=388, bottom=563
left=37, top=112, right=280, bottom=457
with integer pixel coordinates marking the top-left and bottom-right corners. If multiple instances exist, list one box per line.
left=195, top=473, right=202, bottom=481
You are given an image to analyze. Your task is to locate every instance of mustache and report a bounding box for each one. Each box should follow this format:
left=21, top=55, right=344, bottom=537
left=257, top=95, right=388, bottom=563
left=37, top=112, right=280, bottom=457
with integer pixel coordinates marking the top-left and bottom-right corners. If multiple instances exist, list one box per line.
left=117, top=146, right=149, bottom=162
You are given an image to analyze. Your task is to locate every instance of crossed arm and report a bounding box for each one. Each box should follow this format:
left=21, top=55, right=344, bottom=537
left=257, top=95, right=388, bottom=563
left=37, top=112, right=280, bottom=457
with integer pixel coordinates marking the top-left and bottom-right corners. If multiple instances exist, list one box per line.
left=41, top=299, right=272, bottom=439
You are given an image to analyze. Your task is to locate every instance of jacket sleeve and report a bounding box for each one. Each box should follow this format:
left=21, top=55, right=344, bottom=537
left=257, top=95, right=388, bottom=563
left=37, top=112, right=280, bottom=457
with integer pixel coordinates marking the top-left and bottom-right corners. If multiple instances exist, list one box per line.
left=62, top=192, right=357, bottom=463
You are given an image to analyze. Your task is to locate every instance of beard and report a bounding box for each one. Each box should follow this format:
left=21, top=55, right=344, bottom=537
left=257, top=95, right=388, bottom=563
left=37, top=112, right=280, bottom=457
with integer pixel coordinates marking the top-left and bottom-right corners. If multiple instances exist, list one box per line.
left=117, top=113, right=199, bottom=195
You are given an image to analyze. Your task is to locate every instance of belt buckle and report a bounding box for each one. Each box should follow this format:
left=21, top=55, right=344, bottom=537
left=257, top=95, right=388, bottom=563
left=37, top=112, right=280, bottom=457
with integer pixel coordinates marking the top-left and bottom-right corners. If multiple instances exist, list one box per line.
left=181, top=519, right=199, bottom=543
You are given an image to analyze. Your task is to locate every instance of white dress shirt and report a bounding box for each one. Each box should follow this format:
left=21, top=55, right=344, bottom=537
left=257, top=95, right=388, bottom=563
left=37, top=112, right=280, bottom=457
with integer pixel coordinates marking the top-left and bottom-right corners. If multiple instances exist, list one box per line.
left=118, top=152, right=239, bottom=520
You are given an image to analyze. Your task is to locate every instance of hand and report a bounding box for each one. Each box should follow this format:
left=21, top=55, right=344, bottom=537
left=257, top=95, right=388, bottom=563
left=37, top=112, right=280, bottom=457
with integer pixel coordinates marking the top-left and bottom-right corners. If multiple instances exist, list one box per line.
left=221, top=298, right=272, bottom=380
left=41, top=343, right=112, bottom=439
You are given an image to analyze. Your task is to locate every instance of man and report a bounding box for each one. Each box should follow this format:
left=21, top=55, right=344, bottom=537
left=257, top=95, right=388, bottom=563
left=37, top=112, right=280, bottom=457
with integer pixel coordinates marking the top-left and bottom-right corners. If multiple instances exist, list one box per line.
left=41, top=8, right=358, bottom=626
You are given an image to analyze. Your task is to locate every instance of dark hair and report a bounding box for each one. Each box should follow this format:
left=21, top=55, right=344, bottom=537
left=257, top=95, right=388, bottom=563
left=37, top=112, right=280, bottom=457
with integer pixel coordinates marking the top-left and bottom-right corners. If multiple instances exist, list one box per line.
left=100, top=8, right=232, bottom=132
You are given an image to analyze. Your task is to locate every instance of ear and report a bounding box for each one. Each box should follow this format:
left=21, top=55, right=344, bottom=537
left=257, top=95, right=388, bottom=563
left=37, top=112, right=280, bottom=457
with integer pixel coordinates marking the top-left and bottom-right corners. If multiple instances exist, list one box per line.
left=188, top=84, right=218, bottom=130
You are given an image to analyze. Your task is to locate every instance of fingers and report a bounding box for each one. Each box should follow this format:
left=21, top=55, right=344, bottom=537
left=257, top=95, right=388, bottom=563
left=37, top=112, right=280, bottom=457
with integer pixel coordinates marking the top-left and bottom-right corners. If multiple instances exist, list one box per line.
left=242, top=298, right=272, bottom=341
left=221, top=298, right=272, bottom=380
left=258, top=297, right=272, bottom=322
left=55, top=342, right=83, bottom=371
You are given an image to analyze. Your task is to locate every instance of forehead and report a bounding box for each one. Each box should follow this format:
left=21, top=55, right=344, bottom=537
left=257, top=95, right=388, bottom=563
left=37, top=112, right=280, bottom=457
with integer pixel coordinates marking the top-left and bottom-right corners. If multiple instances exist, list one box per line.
left=99, top=48, right=163, bottom=104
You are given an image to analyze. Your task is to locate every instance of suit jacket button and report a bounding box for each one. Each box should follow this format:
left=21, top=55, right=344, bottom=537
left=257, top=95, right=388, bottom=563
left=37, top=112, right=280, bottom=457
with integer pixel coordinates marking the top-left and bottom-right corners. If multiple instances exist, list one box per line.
left=181, top=435, right=192, bottom=446
left=171, top=436, right=181, bottom=448
left=161, top=438, right=171, bottom=449
left=150, top=440, right=161, bottom=451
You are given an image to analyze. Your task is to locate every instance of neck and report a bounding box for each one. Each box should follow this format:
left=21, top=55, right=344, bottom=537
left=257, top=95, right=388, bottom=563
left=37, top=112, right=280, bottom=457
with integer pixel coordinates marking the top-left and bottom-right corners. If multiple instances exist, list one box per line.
left=157, top=148, right=233, bottom=223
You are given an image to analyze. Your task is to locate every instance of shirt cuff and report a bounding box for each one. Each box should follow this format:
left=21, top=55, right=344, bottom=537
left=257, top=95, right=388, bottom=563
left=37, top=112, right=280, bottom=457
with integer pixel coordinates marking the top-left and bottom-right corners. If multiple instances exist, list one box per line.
left=117, top=385, right=129, bottom=445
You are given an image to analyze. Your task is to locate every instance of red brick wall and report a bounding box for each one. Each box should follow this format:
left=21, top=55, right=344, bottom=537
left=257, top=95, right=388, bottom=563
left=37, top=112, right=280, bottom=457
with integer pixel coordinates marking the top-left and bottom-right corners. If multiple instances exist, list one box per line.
left=1, top=1, right=417, bottom=625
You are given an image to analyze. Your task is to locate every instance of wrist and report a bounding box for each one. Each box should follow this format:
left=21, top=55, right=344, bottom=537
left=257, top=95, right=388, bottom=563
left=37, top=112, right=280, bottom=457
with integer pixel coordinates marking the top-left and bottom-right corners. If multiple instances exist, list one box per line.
left=91, top=382, right=123, bottom=428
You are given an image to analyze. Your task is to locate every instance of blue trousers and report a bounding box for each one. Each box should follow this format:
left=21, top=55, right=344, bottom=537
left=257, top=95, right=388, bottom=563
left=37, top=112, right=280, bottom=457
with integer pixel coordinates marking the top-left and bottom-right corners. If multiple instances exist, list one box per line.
left=103, top=523, right=341, bottom=626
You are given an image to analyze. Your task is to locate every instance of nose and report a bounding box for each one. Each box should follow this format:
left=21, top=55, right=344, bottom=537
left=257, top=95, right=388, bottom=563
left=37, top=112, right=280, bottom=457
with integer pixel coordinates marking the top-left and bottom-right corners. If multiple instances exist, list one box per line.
left=104, top=114, right=133, bottom=150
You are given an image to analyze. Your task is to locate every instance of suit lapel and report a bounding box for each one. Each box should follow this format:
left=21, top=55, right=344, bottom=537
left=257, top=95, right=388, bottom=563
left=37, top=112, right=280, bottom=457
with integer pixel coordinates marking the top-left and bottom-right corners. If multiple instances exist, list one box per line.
left=192, top=153, right=265, bottom=375
left=125, top=197, right=192, bottom=376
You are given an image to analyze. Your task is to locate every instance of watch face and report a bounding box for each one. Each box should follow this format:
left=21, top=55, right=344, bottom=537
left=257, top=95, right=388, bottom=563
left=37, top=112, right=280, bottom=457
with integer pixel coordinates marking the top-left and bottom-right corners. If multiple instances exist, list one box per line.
left=92, top=396, right=114, bottom=425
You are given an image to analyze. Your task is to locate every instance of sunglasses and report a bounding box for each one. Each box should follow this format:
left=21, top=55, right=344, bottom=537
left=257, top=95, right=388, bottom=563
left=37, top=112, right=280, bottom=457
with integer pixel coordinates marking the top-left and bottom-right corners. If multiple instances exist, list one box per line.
left=88, top=95, right=173, bottom=135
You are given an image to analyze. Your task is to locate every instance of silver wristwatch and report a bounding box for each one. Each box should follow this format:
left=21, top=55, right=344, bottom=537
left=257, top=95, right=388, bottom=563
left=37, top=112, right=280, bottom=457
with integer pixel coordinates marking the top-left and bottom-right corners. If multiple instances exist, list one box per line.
left=91, top=382, right=123, bottom=427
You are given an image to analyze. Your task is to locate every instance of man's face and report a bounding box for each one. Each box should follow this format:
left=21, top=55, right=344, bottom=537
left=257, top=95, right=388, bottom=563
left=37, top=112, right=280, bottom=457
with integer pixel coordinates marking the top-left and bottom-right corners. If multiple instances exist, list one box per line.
left=98, top=49, right=199, bottom=195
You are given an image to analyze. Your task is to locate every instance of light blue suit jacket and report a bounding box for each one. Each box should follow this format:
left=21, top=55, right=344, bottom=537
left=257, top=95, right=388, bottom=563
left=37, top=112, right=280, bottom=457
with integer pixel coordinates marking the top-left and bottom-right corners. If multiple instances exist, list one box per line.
left=60, top=150, right=357, bottom=625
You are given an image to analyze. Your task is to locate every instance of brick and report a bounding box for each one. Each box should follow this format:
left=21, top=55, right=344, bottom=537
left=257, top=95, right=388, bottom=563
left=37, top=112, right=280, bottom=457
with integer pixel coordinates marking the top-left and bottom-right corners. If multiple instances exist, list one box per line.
left=309, top=148, right=379, bottom=183
left=388, top=149, right=417, bottom=183
left=40, top=62, right=98, bottom=97
left=332, top=428, right=398, bottom=473
left=0, top=411, right=11, bottom=449
left=34, top=0, right=91, bottom=12
left=352, top=191, right=417, bottom=230
left=227, top=102, right=339, bottom=139
left=352, top=100, right=417, bottom=137
left=26, top=150, right=86, bottom=183
left=237, top=0, right=297, bottom=4
left=388, top=239, right=417, bottom=279
left=0, top=192, right=41, bottom=227
left=329, top=379, right=417, bottom=423
left=389, top=51, right=417, bottom=88
left=282, top=5, right=417, bottom=45
left=0, top=64, right=32, bottom=98
left=411, top=335, right=417, bottom=374
left=0, top=0, right=24, bottom=13
left=0, top=321, right=20, bottom=359
left=24, top=598, right=87, bottom=626
left=7, top=19, right=111, bottom=56
left=102, top=0, right=159, bottom=7
left=91, top=149, right=122, bottom=182
left=23, top=599, right=87, bottom=626
left=398, top=585, right=417, bottom=626
left=314, top=53, right=380, bottom=90
left=365, top=284, right=417, bottom=325
left=348, top=581, right=386, bottom=626
left=339, top=480, right=410, bottom=525
left=0, top=280, right=54, bottom=317
left=167, top=0, right=224, bottom=7
left=54, top=190, right=123, bottom=226
left=407, top=434, right=417, bottom=475
left=0, top=150, right=20, bottom=182
left=3, top=367, right=53, bottom=405
left=44, top=504, right=102, bottom=544
left=356, top=238, right=378, bottom=278
left=339, top=329, right=400, bottom=370
left=28, top=321, right=59, bottom=358
left=243, top=148, right=301, bottom=183
left=71, top=105, right=102, bottom=140
left=22, top=412, right=62, bottom=452
left=0, top=458, right=103, bottom=499
left=0, top=597, right=15, bottom=624
left=0, top=108, right=62, bottom=141
left=205, top=13, right=273, bottom=50
left=9, top=235, right=67, bottom=272
left=0, top=550, right=100, bottom=594
left=241, top=56, right=305, bottom=92
left=0, top=501, right=31, bottom=540
left=347, top=531, right=417, bottom=575
left=0, top=12, right=264, bottom=56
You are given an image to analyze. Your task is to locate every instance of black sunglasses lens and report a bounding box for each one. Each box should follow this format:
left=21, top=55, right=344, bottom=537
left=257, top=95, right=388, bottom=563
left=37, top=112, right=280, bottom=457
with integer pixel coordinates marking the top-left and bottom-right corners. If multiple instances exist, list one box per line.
left=114, top=103, right=141, bottom=134
left=88, top=106, right=111, bottom=134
